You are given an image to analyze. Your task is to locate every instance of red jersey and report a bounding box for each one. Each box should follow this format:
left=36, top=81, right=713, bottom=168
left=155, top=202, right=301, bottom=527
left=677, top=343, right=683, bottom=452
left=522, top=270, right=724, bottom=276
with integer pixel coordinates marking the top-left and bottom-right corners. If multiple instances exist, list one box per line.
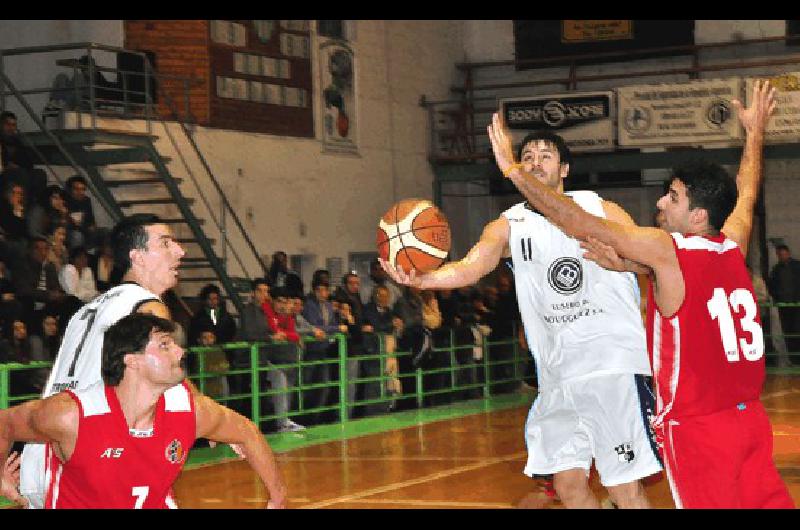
left=646, top=233, right=765, bottom=427
left=45, top=381, right=196, bottom=509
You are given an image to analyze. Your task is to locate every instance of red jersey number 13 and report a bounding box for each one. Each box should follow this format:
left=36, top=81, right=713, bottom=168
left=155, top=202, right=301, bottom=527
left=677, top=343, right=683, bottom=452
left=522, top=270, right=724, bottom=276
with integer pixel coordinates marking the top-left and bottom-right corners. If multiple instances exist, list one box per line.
left=707, top=288, right=764, bottom=362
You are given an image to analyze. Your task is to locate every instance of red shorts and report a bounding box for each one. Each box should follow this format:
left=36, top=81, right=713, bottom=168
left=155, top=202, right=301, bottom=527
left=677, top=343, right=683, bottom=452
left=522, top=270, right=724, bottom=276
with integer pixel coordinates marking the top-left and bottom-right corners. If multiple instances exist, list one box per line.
left=659, top=400, right=794, bottom=509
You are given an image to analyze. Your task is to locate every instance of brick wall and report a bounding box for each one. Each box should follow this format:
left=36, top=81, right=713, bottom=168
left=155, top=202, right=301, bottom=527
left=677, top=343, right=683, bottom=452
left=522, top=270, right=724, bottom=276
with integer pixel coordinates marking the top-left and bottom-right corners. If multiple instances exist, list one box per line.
left=123, top=20, right=211, bottom=124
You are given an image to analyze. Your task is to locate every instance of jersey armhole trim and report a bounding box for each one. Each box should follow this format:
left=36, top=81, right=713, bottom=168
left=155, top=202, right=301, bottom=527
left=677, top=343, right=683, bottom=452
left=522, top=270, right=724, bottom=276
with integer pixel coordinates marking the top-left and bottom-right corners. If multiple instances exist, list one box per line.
left=653, top=235, right=687, bottom=320
left=131, top=297, right=161, bottom=314
left=59, top=390, right=83, bottom=465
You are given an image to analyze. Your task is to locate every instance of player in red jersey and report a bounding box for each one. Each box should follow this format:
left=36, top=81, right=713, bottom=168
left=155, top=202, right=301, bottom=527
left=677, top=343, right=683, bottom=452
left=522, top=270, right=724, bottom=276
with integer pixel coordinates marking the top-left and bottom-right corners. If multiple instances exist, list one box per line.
left=0, top=313, right=287, bottom=509
left=489, top=79, right=794, bottom=508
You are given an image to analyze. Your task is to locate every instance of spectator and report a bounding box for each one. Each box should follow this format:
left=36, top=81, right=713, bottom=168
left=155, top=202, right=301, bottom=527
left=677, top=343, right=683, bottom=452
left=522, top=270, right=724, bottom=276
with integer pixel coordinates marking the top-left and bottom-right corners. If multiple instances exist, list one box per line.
left=750, top=264, right=789, bottom=367
left=0, top=182, right=29, bottom=264
left=64, top=175, right=96, bottom=249
left=0, top=111, right=33, bottom=171
left=0, top=258, right=22, bottom=336
left=46, top=223, right=69, bottom=270
left=301, top=279, right=347, bottom=424
left=438, top=288, right=479, bottom=400
left=188, top=283, right=237, bottom=346
left=27, top=185, right=71, bottom=241
left=94, top=240, right=115, bottom=292
left=195, top=328, right=230, bottom=400
left=59, top=245, right=98, bottom=304
left=266, top=286, right=306, bottom=432
left=363, top=285, right=404, bottom=409
left=10, top=236, right=66, bottom=329
left=360, top=258, right=402, bottom=309
left=5, top=319, right=39, bottom=397
left=235, top=278, right=272, bottom=415
left=29, top=313, right=61, bottom=391
left=486, top=270, right=522, bottom=394
left=267, top=251, right=289, bottom=288
left=768, top=244, right=800, bottom=362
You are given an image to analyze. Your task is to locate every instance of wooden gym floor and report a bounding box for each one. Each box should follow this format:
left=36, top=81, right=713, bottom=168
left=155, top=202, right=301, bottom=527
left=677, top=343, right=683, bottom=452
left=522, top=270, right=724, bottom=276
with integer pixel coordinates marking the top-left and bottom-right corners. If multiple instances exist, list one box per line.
left=171, top=374, right=800, bottom=509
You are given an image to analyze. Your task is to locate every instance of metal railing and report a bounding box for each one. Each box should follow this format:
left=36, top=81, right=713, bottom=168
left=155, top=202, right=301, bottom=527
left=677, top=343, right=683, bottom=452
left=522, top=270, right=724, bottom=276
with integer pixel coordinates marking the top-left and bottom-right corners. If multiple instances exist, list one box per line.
left=0, top=42, right=267, bottom=308
left=0, top=331, right=532, bottom=431
left=423, top=33, right=800, bottom=162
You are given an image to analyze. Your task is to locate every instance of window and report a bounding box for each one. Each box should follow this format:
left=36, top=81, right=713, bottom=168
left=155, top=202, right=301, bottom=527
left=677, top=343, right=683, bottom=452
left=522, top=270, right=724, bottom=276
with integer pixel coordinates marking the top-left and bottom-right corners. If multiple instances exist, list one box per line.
left=318, top=20, right=345, bottom=40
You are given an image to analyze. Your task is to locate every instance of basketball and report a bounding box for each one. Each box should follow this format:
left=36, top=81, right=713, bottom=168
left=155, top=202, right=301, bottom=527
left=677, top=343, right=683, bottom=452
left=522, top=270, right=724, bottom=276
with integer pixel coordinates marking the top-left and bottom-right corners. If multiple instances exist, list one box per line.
left=376, top=198, right=451, bottom=274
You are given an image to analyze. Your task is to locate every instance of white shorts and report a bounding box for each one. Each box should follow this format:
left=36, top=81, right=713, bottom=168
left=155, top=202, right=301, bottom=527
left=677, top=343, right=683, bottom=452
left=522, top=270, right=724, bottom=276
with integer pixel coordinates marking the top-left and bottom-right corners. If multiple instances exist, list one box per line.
left=523, top=373, right=662, bottom=487
left=20, top=443, right=48, bottom=509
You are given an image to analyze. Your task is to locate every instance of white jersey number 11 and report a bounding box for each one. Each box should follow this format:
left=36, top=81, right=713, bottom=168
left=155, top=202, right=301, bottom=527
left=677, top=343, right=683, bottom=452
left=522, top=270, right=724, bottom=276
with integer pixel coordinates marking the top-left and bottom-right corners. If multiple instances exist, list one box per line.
left=707, top=287, right=764, bottom=362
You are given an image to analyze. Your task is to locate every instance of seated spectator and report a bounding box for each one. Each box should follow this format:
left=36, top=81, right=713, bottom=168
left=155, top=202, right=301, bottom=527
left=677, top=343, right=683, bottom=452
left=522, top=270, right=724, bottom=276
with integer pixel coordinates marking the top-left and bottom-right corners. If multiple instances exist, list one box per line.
left=188, top=283, right=237, bottom=346
left=94, top=240, right=115, bottom=292
left=0, top=182, right=29, bottom=264
left=64, top=175, right=96, bottom=250
left=59, top=246, right=98, bottom=304
left=438, top=288, right=479, bottom=400
left=47, top=223, right=69, bottom=271
left=0, top=258, right=22, bottom=336
left=27, top=185, right=72, bottom=241
left=195, top=328, right=230, bottom=400
left=5, top=319, right=40, bottom=397
left=0, top=111, right=34, bottom=173
left=29, top=313, right=61, bottom=391
left=361, top=258, right=402, bottom=309
left=11, top=237, right=66, bottom=329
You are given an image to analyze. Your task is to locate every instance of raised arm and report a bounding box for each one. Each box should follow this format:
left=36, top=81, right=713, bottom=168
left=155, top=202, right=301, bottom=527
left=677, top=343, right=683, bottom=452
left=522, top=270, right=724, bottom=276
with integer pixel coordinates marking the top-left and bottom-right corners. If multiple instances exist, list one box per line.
left=379, top=215, right=510, bottom=290
left=487, top=113, right=675, bottom=272
left=722, top=79, right=776, bottom=255
left=194, top=394, right=287, bottom=509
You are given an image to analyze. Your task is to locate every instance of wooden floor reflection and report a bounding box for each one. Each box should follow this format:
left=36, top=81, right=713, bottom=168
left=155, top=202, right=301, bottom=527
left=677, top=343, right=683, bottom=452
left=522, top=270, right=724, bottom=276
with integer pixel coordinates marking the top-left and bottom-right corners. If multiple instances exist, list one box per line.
left=173, top=374, right=800, bottom=509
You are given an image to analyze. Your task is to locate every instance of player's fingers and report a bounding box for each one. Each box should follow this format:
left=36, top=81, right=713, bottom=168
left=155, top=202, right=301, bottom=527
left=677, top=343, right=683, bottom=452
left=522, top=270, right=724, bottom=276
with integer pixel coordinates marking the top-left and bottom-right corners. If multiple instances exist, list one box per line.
left=731, top=99, right=743, bottom=114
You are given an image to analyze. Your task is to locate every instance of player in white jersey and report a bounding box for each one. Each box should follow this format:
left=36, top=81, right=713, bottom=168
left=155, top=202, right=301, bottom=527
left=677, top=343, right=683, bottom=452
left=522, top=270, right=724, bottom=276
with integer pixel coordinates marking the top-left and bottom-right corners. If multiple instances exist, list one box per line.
left=380, top=131, right=661, bottom=508
left=14, top=213, right=185, bottom=508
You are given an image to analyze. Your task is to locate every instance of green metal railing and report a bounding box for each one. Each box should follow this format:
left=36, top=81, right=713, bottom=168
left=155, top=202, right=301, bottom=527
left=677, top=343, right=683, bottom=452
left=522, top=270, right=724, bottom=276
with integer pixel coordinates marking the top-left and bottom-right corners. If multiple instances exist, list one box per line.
left=0, top=332, right=531, bottom=431
left=3, top=303, right=800, bottom=426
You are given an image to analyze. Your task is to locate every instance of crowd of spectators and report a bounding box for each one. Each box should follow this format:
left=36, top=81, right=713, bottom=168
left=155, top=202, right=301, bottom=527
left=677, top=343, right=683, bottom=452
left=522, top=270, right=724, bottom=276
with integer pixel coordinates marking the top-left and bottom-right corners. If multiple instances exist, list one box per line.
left=184, top=252, right=529, bottom=433
left=0, top=112, right=111, bottom=389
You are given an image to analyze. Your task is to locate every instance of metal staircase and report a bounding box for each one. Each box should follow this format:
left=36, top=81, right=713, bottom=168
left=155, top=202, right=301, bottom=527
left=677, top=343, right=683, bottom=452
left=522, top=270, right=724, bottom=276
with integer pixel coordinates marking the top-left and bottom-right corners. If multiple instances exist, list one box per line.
left=0, top=43, right=268, bottom=317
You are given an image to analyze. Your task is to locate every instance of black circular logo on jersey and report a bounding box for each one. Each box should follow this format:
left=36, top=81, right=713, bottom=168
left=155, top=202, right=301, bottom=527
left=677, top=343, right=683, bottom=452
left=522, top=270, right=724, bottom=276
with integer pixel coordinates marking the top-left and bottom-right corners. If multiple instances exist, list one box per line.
left=547, top=257, right=582, bottom=295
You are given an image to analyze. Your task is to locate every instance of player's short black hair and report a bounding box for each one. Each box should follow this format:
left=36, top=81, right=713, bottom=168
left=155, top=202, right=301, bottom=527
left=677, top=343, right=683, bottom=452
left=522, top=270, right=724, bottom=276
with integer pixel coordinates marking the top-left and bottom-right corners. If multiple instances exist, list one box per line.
left=516, top=131, right=572, bottom=167
left=102, top=313, right=175, bottom=386
left=671, top=161, right=737, bottom=232
left=110, top=214, right=161, bottom=275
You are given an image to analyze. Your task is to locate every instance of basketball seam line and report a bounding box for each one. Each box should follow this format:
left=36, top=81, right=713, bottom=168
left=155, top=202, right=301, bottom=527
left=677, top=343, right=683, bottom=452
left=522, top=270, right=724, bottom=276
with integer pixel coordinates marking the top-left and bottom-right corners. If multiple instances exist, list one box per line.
left=376, top=225, right=450, bottom=248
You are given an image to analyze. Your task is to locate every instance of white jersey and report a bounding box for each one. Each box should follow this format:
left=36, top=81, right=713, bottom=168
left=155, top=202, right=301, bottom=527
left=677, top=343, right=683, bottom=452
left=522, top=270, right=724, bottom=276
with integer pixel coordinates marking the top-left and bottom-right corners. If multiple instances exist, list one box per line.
left=502, top=191, right=651, bottom=390
left=21, top=282, right=160, bottom=508
left=43, top=282, right=160, bottom=396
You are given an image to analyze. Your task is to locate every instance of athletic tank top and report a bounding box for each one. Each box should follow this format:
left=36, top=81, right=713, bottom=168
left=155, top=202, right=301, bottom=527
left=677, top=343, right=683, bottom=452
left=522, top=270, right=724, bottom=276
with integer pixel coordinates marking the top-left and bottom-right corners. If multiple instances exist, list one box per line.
left=502, top=191, right=651, bottom=389
left=43, top=283, right=160, bottom=397
left=45, top=381, right=195, bottom=509
left=647, top=233, right=765, bottom=427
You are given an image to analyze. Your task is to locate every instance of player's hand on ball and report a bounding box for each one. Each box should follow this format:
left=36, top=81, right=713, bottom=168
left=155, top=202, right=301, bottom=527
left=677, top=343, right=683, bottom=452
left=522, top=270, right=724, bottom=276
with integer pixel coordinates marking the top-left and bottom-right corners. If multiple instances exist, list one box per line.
left=378, top=258, right=423, bottom=288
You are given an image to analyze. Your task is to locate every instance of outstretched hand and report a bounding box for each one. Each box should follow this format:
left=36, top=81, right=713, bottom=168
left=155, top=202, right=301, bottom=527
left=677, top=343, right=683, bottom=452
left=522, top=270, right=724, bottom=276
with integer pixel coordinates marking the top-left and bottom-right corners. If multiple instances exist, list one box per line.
left=378, top=258, right=423, bottom=288
left=1, top=452, right=29, bottom=508
left=580, top=237, right=628, bottom=272
left=487, top=112, right=517, bottom=175
left=732, top=79, right=776, bottom=134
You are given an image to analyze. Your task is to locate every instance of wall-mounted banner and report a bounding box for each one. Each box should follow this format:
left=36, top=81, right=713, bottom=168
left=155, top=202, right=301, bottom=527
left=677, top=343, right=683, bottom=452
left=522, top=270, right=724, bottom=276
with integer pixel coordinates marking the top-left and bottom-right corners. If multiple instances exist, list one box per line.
left=746, top=73, right=800, bottom=143
left=500, top=91, right=614, bottom=152
left=561, top=20, right=633, bottom=43
left=617, top=79, right=742, bottom=146
left=320, top=40, right=358, bottom=154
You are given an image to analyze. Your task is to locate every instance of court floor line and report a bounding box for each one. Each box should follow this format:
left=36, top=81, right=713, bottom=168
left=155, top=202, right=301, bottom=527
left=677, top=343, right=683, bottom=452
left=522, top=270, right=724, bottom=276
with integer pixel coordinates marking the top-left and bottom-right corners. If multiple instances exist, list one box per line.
left=302, top=451, right=526, bottom=509
left=345, top=498, right=513, bottom=508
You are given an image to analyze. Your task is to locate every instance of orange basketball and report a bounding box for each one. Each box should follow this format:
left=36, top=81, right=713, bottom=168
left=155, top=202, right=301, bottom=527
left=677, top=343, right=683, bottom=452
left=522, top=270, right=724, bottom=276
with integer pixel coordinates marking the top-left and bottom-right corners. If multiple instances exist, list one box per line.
left=376, top=198, right=451, bottom=274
